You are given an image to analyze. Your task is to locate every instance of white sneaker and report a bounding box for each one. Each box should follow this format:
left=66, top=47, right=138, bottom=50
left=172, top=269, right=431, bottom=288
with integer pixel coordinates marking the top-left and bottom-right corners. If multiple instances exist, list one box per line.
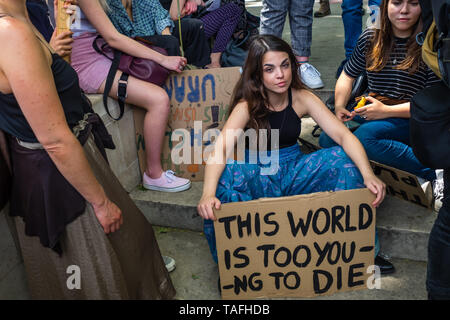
left=419, top=173, right=444, bottom=211
left=299, top=63, right=324, bottom=89
left=143, top=170, right=191, bottom=192
left=432, top=175, right=444, bottom=212
left=163, top=255, right=176, bottom=272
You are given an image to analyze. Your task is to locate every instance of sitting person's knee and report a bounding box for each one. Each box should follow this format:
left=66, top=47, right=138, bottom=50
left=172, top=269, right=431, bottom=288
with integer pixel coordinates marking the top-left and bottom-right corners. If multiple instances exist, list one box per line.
left=352, top=124, right=381, bottom=144
left=142, top=87, right=169, bottom=111
left=182, top=17, right=203, bottom=30
left=156, top=91, right=170, bottom=109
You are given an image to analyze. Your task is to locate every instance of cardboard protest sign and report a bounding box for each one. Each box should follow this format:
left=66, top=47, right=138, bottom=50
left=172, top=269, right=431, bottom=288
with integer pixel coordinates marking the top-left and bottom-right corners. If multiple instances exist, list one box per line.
left=133, top=67, right=241, bottom=181
left=56, top=1, right=71, bottom=35
left=56, top=0, right=71, bottom=63
left=214, top=188, right=377, bottom=300
left=369, top=161, right=432, bottom=209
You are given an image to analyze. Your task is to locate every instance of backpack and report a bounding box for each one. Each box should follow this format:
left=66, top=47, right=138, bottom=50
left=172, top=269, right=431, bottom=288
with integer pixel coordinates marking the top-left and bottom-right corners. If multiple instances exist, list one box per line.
left=410, top=0, right=450, bottom=169
left=410, top=81, right=450, bottom=169
left=419, top=0, right=450, bottom=87
left=220, top=30, right=250, bottom=67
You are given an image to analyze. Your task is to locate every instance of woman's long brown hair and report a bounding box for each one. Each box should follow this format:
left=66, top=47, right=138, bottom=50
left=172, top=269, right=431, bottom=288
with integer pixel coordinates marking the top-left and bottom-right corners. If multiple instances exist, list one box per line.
left=228, top=35, right=305, bottom=132
left=367, top=0, right=423, bottom=74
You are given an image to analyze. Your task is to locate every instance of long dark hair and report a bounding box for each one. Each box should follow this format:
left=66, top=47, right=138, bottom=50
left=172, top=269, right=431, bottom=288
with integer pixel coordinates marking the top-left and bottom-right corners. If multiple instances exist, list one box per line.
left=228, top=35, right=305, bottom=132
left=367, top=0, right=423, bottom=74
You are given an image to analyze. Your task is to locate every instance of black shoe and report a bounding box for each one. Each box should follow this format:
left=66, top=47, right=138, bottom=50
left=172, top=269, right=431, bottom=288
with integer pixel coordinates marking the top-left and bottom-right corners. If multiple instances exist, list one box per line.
left=375, top=254, right=396, bottom=275
left=314, top=0, right=331, bottom=17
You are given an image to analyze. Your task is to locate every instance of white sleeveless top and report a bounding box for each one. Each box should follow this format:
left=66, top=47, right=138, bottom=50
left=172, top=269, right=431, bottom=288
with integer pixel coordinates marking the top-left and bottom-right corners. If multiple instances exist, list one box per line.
left=71, top=8, right=97, bottom=37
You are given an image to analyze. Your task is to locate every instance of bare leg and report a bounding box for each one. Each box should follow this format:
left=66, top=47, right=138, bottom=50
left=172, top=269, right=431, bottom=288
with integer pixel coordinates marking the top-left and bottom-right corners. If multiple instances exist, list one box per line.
left=98, top=71, right=169, bottom=179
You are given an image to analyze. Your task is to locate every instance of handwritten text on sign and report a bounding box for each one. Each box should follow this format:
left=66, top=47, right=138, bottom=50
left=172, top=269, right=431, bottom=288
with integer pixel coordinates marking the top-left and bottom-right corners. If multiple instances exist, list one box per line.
left=370, top=161, right=432, bottom=209
left=134, top=67, right=241, bottom=181
left=214, top=189, right=377, bottom=299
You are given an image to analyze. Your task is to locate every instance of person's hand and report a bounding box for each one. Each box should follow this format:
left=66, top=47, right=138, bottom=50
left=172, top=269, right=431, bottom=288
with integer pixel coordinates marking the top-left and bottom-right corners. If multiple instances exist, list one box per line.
left=49, top=30, right=74, bottom=57
left=352, top=96, right=389, bottom=121
left=197, top=195, right=221, bottom=220
left=91, top=197, right=123, bottom=234
left=184, top=0, right=199, bottom=15
left=335, top=106, right=354, bottom=122
left=161, top=55, right=188, bottom=73
left=363, top=174, right=386, bottom=208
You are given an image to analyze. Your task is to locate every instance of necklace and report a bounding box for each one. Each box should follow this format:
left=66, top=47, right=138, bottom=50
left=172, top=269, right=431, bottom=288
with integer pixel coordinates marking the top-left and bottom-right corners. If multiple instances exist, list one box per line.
left=268, top=97, right=289, bottom=136
left=269, top=95, right=288, bottom=112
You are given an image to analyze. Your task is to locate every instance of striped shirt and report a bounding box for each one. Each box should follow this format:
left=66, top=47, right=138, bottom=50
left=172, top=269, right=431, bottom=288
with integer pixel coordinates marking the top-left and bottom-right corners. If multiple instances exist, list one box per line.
left=344, top=28, right=440, bottom=101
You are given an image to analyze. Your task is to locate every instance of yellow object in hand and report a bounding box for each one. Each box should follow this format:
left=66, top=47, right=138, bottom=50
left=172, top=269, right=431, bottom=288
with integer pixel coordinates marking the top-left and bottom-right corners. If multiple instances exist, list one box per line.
left=355, top=96, right=367, bottom=110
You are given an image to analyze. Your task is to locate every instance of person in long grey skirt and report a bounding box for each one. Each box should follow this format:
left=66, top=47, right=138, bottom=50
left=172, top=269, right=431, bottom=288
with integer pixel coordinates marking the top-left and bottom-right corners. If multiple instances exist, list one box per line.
left=0, top=0, right=176, bottom=299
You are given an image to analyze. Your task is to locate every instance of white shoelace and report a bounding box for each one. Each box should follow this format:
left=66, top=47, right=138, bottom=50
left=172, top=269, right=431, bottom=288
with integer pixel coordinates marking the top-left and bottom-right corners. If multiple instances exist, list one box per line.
left=433, top=178, right=444, bottom=200
left=301, top=63, right=322, bottom=77
left=164, top=170, right=176, bottom=183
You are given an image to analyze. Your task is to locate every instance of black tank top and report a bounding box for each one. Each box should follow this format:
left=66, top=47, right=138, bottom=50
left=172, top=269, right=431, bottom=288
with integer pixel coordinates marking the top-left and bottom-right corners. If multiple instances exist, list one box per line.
left=268, top=88, right=301, bottom=149
left=0, top=35, right=86, bottom=142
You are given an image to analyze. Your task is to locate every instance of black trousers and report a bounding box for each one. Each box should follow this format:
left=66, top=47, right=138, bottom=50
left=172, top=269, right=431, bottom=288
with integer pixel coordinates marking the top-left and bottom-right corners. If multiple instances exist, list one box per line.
left=427, top=168, right=450, bottom=299
left=144, top=18, right=211, bottom=68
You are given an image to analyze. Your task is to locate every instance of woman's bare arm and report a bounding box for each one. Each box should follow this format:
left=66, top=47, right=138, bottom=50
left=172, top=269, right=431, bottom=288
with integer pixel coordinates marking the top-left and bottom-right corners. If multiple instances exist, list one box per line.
left=294, top=89, right=386, bottom=207
left=77, top=0, right=186, bottom=72
left=0, top=18, right=122, bottom=233
left=198, top=101, right=250, bottom=220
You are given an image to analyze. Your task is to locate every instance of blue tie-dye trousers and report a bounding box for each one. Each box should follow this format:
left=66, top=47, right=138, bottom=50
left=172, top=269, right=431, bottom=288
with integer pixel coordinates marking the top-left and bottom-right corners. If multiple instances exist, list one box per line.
left=203, top=144, right=378, bottom=263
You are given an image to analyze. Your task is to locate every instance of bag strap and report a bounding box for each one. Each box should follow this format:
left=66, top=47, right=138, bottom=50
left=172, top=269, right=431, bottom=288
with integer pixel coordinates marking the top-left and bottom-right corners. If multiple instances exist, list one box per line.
left=117, top=72, right=129, bottom=115
left=93, top=35, right=128, bottom=121
left=93, top=35, right=111, bottom=60
left=234, top=30, right=250, bottom=48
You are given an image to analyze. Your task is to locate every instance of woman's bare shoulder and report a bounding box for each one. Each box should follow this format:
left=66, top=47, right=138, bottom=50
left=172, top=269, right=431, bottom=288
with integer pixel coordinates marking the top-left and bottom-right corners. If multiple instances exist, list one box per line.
left=233, top=100, right=250, bottom=113
left=292, top=87, right=318, bottom=101
left=226, top=99, right=251, bottom=128
left=0, top=16, right=31, bottom=40
left=0, top=17, right=39, bottom=58
left=291, top=87, right=321, bottom=115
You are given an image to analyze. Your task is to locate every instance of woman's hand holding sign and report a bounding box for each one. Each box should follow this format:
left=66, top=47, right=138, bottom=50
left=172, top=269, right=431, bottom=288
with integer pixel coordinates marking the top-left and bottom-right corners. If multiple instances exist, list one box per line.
left=362, top=174, right=386, bottom=208
left=198, top=195, right=221, bottom=221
